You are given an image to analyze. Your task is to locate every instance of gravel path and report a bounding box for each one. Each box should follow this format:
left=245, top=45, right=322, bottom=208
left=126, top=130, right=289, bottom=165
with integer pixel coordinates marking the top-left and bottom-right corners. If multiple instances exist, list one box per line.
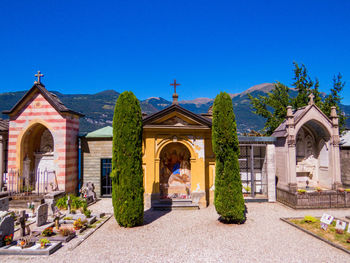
left=2, top=199, right=350, bottom=263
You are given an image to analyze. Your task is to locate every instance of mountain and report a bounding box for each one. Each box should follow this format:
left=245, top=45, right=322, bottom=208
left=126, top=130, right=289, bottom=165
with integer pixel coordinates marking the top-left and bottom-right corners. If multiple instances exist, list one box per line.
left=0, top=83, right=349, bottom=134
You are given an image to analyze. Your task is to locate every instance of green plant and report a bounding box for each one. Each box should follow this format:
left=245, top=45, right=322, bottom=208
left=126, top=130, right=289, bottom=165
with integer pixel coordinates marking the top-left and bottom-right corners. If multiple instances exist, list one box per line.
left=59, top=227, right=75, bottom=236
left=4, top=234, right=13, bottom=245
left=56, top=194, right=86, bottom=210
left=41, top=227, right=54, bottom=237
left=21, top=185, right=33, bottom=192
left=243, top=185, right=251, bottom=193
left=297, top=189, right=307, bottom=194
left=73, top=218, right=87, bottom=230
left=63, top=217, right=73, bottom=220
left=39, top=238, right=50, bottom=248
left=212, top=92, right=246, bottom=224
left=111, top=91, right=144, bottom=227
left=303, top=215, right=317, bottom=223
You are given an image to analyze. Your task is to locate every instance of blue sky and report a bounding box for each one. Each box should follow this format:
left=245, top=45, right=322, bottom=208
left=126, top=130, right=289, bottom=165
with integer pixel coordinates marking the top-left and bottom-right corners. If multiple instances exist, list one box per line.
left=1, top=1, right=349, bottom=103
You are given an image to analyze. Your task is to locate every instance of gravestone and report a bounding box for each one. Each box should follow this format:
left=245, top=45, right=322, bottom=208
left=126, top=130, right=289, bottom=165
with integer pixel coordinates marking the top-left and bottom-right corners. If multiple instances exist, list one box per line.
left=0, top=197, right=9, bottom=211
left=80, top=182, right=97, bottom=204
left=0, top=215, right=14, bottom=247
left=36, top=203, right=48, bottom=227
left=18, top=210, right=27, bottom=237
left=336, top=219, right=347, bottom=231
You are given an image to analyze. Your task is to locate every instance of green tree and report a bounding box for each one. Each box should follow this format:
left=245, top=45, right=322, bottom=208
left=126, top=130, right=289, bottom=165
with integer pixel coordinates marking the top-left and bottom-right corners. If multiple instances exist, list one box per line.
left=248, top=82, right=291, bottom=135
left=249, top=62, right=346, bottom=135
left=111, top=91, right=144, bottom=227
left=212, top=92, right=246, bottom=224
left=292, top=62, right=322, bottom=109
left=321, top=73, right=347, bottom=134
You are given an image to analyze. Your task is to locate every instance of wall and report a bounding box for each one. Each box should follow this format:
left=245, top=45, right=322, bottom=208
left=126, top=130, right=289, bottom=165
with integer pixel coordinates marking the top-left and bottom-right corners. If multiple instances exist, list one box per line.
left=7, top=92, right=79, bottom=193
left=341, top=147, right=350, bottom=186
left=80, top=138, right=112, bottom=197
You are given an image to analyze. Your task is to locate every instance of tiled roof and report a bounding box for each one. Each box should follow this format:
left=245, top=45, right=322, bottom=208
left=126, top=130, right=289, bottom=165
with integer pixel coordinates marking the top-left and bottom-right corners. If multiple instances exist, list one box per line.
left=3, top=83, right=84, bottom=117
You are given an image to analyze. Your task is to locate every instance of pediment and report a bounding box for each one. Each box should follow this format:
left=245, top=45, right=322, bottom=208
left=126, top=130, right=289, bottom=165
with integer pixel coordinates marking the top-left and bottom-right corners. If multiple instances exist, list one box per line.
left=143, top=104, right=212, bottom=128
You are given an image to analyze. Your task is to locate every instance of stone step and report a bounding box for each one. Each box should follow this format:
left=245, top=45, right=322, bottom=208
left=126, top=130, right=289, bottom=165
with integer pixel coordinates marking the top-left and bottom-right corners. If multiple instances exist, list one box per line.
left=159, top=198, right=193, bottom=204
left=152, top=200, right=199, bottom=210
left=9, top=198, right=44, bottom=209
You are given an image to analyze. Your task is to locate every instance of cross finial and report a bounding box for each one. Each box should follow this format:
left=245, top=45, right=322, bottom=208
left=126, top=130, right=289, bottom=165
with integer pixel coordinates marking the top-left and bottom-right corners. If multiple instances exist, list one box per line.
left=170, top=79, right=180, bottom=104
left=308, top=93, right=315, bottom=105
left=34, top=70, right=44, bottom=84
left=170, top=79, right=180, bottom=94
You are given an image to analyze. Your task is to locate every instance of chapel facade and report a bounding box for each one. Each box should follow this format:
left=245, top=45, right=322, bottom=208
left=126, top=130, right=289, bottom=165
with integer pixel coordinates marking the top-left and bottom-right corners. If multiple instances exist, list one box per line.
left=2, top=74, right=83, bottom=193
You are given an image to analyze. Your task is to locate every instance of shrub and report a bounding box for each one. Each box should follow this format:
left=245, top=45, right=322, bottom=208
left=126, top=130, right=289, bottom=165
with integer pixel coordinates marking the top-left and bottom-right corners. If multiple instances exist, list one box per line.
left=111, top=91, right=144, bottom=227
left=59, top=227, right=75, bottom=236
left=56, top=194, right=86, bottom=210
left=212, top=92, right=246, bottom=224
left=297, top=189, right=307, bottom=194
left=303, top=215, right=317, bottom=223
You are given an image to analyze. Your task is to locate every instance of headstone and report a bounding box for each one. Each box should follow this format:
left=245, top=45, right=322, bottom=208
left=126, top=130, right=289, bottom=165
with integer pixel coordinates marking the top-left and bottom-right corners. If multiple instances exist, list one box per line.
left=80, top=182, right=97, bottom=204
left=336, top=219, right=347, bottom=231
left=18, top=210, right=27, bottom=237
left=0, top=215, right=14, bottom=247
left=320, top=213, right=334, bottom=230
left=0, top=197, right=9, bottom=211
left=36, top=203, right=48, bottom=227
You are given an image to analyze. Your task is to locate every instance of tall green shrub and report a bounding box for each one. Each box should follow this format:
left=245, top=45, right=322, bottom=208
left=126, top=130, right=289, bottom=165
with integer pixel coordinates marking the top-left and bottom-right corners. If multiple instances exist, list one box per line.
left=212, top=92, right=246, bottom=224
left=111, top=91, right=144, bottom=227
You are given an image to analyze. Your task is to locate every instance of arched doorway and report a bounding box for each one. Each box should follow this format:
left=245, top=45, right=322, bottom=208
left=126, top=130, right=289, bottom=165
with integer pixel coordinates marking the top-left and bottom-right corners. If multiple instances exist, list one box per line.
left=295, top=120, right=331, bottom=188
left=159, top=142, right=191, bottom=199
left=20, top=123, right=57, bottom=192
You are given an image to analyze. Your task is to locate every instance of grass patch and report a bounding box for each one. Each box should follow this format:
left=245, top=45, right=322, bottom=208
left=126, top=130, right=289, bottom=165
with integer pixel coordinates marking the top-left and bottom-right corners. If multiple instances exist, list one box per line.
left=289, top=217, right=350, bottom=251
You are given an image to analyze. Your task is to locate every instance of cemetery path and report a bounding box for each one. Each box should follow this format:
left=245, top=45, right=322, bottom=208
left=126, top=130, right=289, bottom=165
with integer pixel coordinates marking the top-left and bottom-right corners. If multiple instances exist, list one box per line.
left=2, top=199, right=350, bottom=263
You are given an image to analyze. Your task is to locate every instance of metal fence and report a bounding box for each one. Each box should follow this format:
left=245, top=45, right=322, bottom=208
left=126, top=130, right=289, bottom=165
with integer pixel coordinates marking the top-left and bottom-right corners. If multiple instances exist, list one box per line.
left=2, top=169, right=56, bottom=196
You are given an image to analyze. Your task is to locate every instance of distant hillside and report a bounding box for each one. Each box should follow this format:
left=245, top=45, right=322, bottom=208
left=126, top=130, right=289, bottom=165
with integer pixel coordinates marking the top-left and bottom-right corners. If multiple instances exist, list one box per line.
left=0, top=83, right=348, bottom=134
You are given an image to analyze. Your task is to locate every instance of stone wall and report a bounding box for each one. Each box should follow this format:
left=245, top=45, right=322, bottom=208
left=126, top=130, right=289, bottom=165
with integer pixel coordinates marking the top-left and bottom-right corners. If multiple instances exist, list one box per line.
left=81, top=138, right=112, bottom=197
left=340, top=147, right=350, bottom=186
left=277, top=187, right=350, bottom=208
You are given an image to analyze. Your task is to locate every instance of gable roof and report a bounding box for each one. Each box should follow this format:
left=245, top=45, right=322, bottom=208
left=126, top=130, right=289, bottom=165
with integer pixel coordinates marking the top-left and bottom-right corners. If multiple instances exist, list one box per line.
left=3, top=83, right=84, bottom=117
left=85, top=126, right=113, bottom=138
left=272, top=104, right=332, bottom=137
left=142, top=104, right=212, bottom=128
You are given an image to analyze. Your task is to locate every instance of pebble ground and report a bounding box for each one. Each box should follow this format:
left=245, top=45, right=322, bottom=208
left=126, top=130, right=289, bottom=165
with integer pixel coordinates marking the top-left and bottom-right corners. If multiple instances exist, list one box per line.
left=2, top=199, right=350, bottom=263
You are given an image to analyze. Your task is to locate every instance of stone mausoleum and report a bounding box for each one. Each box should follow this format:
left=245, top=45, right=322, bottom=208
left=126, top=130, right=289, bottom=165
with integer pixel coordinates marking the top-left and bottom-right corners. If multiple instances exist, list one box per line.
left=2, top=72, right=83, bottom=194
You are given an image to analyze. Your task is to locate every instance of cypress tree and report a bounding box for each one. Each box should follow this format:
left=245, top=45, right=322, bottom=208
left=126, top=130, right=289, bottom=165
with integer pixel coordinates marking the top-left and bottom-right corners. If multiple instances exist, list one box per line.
left=111, top=91, right=144, bottom=227
left=212, top=92, right=246, bottom=224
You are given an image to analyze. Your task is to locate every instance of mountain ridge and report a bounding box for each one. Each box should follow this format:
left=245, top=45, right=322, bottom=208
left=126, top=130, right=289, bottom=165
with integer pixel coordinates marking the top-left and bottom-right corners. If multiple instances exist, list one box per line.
left=0, top=83, right=348, bottom=134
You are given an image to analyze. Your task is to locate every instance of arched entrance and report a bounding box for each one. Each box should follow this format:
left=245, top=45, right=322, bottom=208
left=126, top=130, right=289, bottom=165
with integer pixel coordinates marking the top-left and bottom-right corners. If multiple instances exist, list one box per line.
left=159, top=142, right=191, bottom=199
left=295, top=120, right=331, bottom=188
left=20, top=123, right=57, bottom=192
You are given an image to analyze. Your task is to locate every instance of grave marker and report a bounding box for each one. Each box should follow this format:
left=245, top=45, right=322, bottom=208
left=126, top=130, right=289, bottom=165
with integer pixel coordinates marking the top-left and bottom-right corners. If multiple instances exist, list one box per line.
left=0, top=215, right=14, bottom=247
left=336, top=220, right=347, bottom=231
left=320, top=213, right=334, bottom=230
left=0, top=197, right=9, bottom=211
left=36, top=203, right=48, bottom=227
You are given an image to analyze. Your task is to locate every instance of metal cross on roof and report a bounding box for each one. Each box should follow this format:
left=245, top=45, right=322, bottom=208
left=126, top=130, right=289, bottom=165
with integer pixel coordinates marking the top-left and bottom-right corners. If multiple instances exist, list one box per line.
left=34, top=70, right=44, bottom=84
left=170, top=79, right=180, bottom=94
left=308, top=93, right=314, bottom=105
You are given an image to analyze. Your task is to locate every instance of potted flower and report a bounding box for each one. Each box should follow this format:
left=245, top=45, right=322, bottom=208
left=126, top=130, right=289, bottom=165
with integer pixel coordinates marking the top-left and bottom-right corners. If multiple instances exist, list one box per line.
left=316, top=187, right=322, bottom=193
left=243, top=185, right=251, bottom=197
left=73, top=218, right=86, bottom=230
left=4, top=234, right=13, bottom=245
left=297, top=189, right=307, bottom=194
left=39, top=238, right=50, bottom=249
left=42, top=227, right=54, bottom=237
